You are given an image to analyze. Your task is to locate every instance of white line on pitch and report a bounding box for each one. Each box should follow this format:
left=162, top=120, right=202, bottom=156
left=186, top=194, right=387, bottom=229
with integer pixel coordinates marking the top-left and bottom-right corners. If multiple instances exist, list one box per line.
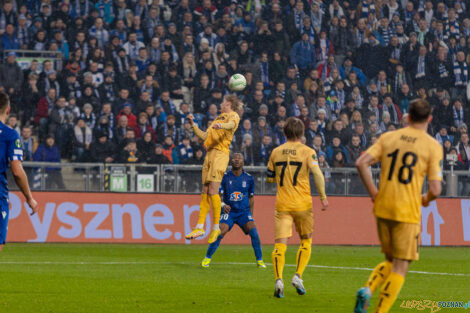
left=0, top=261, right=468, bottom=277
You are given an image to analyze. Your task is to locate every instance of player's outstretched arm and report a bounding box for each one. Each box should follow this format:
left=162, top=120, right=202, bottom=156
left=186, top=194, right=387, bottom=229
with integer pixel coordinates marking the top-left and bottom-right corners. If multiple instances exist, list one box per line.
left=422, top=180, right=442, bottom=207
left=187, top=114, right=208, bottom=140
left=11, top=160, right=38, bottom=215
left=356, top=153, right=378, bottom=202
left=213, top=121, right=235, bottom=130
left=310, top=165, right=328, bottom=210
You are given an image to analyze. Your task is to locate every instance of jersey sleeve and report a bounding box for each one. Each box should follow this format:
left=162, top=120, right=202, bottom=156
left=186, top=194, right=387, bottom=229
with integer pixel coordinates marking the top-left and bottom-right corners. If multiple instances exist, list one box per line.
left=427, top=142, right=444, bottom=181
left=249, top=176, right=255, bottom=197
left=266, top=151, right=275, bottom=183
left=306, top=149, right=327, bottom=200
left=8, top=132, right=23, bottom=162
left=365, top=134, right=384, bottom=162
left=306, top=148, right=319, bottom=171
left=230, top=112, right=240, bottom=128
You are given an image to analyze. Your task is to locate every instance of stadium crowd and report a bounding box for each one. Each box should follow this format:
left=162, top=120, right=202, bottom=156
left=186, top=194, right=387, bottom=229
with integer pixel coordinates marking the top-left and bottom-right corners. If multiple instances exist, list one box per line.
left=0, top=0, right=470, bottom=177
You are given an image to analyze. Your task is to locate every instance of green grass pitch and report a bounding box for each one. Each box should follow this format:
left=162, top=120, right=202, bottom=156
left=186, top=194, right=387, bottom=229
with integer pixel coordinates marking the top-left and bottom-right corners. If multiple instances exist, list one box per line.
left=0, top=243, right=468, bottom=312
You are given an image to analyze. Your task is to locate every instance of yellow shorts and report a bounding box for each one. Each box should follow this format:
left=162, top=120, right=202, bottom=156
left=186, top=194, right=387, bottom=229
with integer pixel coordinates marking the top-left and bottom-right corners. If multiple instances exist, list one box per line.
left=201, top=149, right=229, bottom=184
left=274, top=209, right=313, bottom=240
left=376, top=218, right=420, bottom=261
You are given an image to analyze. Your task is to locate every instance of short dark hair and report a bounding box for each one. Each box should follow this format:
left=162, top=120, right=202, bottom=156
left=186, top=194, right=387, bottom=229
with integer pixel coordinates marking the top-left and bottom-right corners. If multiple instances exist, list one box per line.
left=409, top=99, right=431, bottom=123
left=284, top=117, right=305, bottom=140
left=0, top=92, right=10, bottom=114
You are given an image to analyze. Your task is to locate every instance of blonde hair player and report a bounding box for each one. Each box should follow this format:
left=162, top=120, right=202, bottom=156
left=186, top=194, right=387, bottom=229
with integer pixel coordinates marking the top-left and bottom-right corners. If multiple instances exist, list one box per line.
left=354, top=99, right=443, bottom=313
left=185, top=94, right=242, bottom=243
left=266, top=117, right=328, bottom=298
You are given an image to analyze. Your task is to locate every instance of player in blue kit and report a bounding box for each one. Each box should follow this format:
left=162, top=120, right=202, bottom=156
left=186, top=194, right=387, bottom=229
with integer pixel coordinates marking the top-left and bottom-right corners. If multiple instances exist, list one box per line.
left=201, top=153, right=265, bottom=268
left=0, top=92, right=38, bottom=251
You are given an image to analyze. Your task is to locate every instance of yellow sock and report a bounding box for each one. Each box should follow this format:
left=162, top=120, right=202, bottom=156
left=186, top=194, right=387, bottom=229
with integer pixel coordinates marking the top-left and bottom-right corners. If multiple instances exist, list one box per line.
left=196, top=194, right=210, bottom=226
left=272, top=243, right=287, bottom=280
left=295, top=239, right=312, bottom=278
left=374, top=272, right=405, bottom=313
left=209, top=194, right=221, bottom=226
left=366, top=261, right=393, bottom=293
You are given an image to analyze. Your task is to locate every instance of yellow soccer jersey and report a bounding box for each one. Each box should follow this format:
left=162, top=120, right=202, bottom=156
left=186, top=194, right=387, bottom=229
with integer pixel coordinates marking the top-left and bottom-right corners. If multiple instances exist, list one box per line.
left=204, top=111, right=240, bottom=154
left=367, top=127, right=443, bottom=224
left=267, top=141, right=326, bottom=212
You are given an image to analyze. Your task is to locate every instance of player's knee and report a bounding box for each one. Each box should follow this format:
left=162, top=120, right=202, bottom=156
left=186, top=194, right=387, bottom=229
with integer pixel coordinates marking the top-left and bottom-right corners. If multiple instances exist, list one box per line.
left=244, top=222, right=256, bottom=234
left=300, top=238, right=312, bottom=249
left=220, top=225, right=229, bottom=237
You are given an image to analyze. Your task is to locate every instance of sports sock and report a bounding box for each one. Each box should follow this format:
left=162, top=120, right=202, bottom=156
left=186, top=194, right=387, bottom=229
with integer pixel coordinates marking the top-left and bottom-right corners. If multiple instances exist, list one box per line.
left=196, top=194, right=210, bottom=226
left=249, top=228, right=263, bottom=261
left=205, top=235, right=223, bottom=259
left=366, top=261, right=393, bottom=293
left=374, top=272, right=405, bottom=313
left=295, top=238, right=312, bottom=278
left=272, top=243, right=287, bottom=280
left=209, top=194, right=221, bottom=226
left=212, top=223, right=220, bottom=231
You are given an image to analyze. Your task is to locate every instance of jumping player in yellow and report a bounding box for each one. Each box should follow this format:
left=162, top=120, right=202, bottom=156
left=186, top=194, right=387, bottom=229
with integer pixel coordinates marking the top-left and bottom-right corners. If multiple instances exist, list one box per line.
left=185, top=94, right=242, bottom=243
left=266, top=117, right=328, bottom=298
left=354, top=99, right=443, bottom=313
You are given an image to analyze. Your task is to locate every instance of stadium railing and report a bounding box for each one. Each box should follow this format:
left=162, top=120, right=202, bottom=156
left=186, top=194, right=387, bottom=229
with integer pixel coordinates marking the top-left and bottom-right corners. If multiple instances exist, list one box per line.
left=7, top=162, right=469, bottom=198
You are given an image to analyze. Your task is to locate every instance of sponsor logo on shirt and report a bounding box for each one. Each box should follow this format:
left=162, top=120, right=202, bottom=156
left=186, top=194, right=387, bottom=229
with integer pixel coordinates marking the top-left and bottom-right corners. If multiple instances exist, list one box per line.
left=230, top=192, right=243, bottom=201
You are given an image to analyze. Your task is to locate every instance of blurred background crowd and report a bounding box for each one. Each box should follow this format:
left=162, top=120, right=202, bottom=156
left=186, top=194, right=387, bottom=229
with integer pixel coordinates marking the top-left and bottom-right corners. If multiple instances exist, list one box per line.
left=0, top=0, right=470, bottom=179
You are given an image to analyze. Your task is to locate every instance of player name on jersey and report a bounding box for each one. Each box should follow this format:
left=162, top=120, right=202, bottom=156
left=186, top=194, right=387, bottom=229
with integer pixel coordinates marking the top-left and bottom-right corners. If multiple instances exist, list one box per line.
left=282, top=149, right=297, bottom=155
left=400, top=135, right=418, bottom=143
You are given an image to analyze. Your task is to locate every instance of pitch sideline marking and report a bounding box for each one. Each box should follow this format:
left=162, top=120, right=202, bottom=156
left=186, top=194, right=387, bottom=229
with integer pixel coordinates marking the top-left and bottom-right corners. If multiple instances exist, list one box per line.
left=0, top=261, right=468, bottom=277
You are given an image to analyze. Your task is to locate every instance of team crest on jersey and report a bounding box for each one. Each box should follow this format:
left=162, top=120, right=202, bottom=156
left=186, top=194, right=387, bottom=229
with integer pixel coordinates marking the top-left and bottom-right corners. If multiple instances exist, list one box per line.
left=312, top=154, right=317, bottom=161
left=15, top=139, right=21, bottom=148
left=230, top=192, right=243, bottom=201
left=242, top=181, right=246, bottom=188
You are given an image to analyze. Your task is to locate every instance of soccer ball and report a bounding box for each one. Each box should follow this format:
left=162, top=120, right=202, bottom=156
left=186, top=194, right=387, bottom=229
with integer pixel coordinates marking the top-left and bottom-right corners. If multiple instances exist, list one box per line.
left=229, top=74, right=247, bottom=92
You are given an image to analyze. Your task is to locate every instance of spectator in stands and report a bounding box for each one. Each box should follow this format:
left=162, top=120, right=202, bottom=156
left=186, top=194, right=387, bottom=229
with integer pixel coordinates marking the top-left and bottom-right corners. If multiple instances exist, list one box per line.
left=6, top=114, right=20, bottom=135
left=254, top=135, right=273, bottom=166
left=35, top=88, right=57, bottom=141
left=134, top=112, right=155, bottom=140
left=148, top=144, right=170, bottom=164
left=73, top=117, right=92, bottom=162
left=326, top=136, right=350, bottom=164
left=162, top=135, right=178, bottom=164
left=241, top=133, right=254, bottom=166
left=49, top=96, right=74, bottom=157
left=33, top=135, right=65, bottom=190
left=137, top=131, right=155, bottom=163
left=290, top=32, right=316, bottom=78
left=21, top=125, right=36, bottom=162
left=118, top=139, right=141, bottom=163
left=90, top=131, right=115, bottom=163
left=183, top=146, right=204, bottom=165
left=0, top=52, right=23, bottom=97
left=346, top=134, right=365, bottom=166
